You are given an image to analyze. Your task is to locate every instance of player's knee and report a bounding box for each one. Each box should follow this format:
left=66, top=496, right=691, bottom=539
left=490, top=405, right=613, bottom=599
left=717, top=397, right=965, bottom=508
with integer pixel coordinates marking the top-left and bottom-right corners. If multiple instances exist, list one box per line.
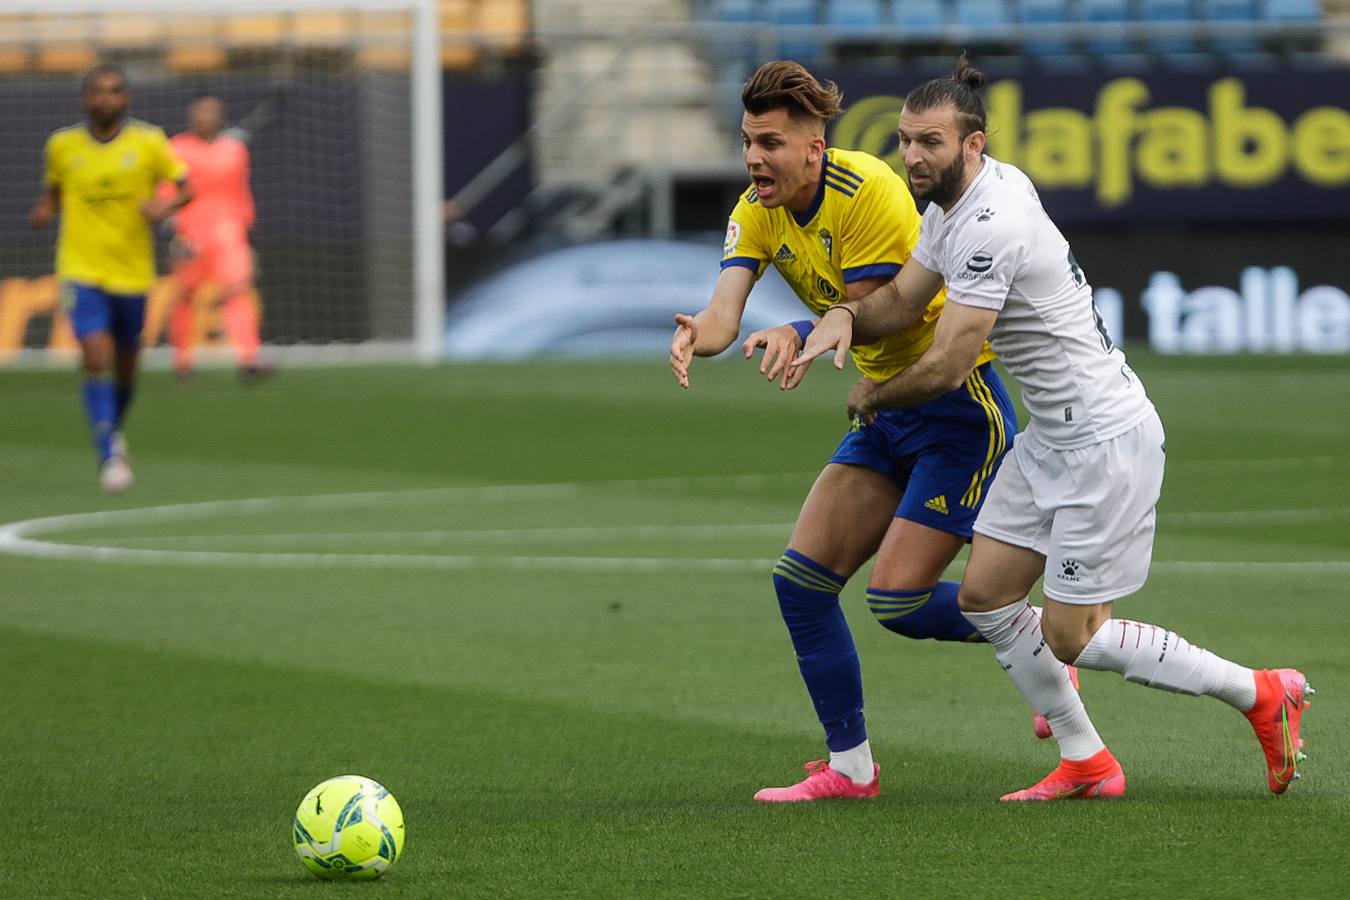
left=1040, top=617, right=1091, bottom=664
left=771, top=550, right=847, bottom=610
left=81, top=341, right=112, bottom=374
left=867, top=586, right=934, bottom=637
left=868, top=583, right=981, bottom=642
left=957, top=584, right=998, bottom=613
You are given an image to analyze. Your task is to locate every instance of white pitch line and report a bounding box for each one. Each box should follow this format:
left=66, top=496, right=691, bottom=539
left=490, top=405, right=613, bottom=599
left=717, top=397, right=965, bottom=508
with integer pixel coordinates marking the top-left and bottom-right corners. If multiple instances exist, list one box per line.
left=1150, top=561, right=1350, bottom=575
left=1167, top=455, right=1349, bottom=475
left=2, top=530, right=1348, bottom=577
left=104, top=522, right=799, bottom=547
left=101, top=506, right=1350, bottom=547
left=1161, top=507, right=1350, bottom=525
left=2, top=478, right=1347, bottom=576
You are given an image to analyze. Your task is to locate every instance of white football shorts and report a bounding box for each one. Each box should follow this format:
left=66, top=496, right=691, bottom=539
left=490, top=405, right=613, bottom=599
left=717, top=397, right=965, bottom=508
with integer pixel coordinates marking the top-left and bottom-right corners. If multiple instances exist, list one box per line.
left=973, top=409, right=1166, bottom=604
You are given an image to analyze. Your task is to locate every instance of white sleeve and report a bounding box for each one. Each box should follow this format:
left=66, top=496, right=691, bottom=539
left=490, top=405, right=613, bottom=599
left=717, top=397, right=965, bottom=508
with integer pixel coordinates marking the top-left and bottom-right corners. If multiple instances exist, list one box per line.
left=908, top=206, right=943, bottom=272
left=943, top=217, right=1028, bottom=312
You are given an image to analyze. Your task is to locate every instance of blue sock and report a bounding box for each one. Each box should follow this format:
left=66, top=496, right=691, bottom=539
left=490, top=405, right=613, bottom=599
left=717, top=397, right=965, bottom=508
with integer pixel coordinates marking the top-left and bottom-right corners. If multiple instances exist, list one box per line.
left=82, top=377, right=117, bottom=463
left=772, top=549, right=866, bottom=752
left=114, top=382, right=134, bottom=430
left=866, top=581, right=985, bottom=642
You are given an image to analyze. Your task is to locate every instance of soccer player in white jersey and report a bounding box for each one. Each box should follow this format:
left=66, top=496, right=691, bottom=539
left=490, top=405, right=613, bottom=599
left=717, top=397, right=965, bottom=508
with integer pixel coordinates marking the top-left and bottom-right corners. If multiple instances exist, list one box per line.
left=793, top=55, right=1312, bottom=800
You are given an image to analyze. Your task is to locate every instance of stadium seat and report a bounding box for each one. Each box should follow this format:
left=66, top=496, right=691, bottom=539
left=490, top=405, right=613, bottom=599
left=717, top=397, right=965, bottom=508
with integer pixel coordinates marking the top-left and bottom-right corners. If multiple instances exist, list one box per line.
left=165, top=13, right=220, bottom=44
left=38, top=47, right=97, bottom=73
left=476, top=0, right=530, bottom=53
left=826, top=0, right=889, bottom=32
left=713, top=0, right=763, bottom=23
left=1262, top=0, right=1322, bottom=21
left=437, top=1, right=481, bottom=69
left=291, top=11, right=357, bottom=47
left=765, top=0, right=819, bottom=59
left=894, top=0, right=947, bottom=32
left=166, top=45, right=228, bottom=73
left=357, top=11, right=418, bottom=71
left=711, top=0, right=761, bottom=62
left=1202, top=0, right=1258, bottom=51
left=1140, top=0, right=1197, bottom=54
left=953, top=0, right=1012, bottom=31
left=100, top=14, right=165, bottom=48
left=31, top=13, right=96, bottom=43
left=224, top=14, right=286, bottom=49
left=1080, top=0, right=1132, bottom=54
left=1016, top=0, right=1073, bottom=56
left=0, top=45, right=26, bottom=75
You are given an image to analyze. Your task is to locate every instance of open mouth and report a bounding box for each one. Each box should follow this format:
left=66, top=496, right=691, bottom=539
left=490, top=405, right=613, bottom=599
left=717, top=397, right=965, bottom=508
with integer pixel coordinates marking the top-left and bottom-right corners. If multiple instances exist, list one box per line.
left=751, top=174, right=776, bottom=198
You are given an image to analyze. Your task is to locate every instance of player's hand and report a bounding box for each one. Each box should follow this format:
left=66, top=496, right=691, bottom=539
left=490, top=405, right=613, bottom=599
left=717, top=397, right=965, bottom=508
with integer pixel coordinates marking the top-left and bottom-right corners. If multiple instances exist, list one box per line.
left=29, top=202, right=55, bottom=230
left=792, top=305, right=853, bottom=374
left=742, top=324, right=812, bottom=390
left=670, top=313, right=698, bottom=389
left=846, top=377, right=879, bottom=423
left=140, top=197, right=176, bottom=224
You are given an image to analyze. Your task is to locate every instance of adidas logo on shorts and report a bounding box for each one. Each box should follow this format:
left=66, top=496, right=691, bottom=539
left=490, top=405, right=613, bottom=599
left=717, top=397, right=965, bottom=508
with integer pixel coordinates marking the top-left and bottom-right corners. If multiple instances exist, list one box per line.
left=924, top=495, right=949, bottom=515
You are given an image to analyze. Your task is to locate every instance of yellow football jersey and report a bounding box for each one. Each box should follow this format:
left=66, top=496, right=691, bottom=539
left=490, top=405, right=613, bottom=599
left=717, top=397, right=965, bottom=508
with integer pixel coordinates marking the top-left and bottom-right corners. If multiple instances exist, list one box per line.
left=721, top=147, right=994, bottom=382
left=43, top=119, right=188, bottom=294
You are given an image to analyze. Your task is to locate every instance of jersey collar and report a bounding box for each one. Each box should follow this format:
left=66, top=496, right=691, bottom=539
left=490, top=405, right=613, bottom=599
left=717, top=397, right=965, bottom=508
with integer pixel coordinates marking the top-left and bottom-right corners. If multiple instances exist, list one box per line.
left=85, top=122, right=126, bottom=145
left=790, top=154, right=829, bottom=228
left=945, top=155, right=992, bottom=220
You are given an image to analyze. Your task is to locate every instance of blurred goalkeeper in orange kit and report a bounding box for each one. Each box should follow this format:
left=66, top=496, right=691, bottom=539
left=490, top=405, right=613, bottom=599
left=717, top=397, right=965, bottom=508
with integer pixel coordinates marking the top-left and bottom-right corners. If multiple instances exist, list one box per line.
left=165, top=92, right=268, bottom=379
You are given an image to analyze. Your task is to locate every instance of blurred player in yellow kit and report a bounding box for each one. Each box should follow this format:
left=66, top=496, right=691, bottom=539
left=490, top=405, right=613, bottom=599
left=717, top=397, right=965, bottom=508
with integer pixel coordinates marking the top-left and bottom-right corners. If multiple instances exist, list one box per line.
left=31, top=64, right=192, bottom=491
left=164, top=92, right=267, bottom=380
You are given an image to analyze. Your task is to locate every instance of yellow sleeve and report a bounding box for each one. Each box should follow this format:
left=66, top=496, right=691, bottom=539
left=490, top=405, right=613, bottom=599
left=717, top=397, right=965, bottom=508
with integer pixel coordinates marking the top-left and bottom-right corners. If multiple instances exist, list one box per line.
left=837, top=174, right=916, bottom=285
left=42, top=134, right=61, bottom=187
left=152, top=128, right=189, bottom=183
left=719, top=193, right=771, bottom=280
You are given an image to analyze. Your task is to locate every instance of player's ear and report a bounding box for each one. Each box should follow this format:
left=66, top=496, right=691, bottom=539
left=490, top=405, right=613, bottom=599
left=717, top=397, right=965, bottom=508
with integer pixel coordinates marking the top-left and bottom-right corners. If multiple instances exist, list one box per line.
left=966, top=129, right=986, bottom=158
left=805, top=130, right=826, bottom=164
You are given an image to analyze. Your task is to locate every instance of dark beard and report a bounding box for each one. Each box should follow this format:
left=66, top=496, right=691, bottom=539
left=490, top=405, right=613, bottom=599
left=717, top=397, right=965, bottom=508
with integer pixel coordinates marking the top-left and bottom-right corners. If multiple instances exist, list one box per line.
left=910, top=153, right=967, bottom=207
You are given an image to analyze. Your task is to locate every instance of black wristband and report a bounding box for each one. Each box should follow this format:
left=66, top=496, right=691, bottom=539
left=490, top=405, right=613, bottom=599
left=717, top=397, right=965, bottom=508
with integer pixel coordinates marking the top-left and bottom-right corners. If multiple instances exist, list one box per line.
left=825, top=305, right=856, bottom=322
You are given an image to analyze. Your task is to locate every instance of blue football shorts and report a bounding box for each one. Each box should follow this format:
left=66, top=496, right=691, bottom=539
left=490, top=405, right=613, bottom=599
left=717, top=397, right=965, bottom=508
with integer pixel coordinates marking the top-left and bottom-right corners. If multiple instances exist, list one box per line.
left=829, top=361, right=1018, bottom=539
left=65, top=282, right=147, bottom=348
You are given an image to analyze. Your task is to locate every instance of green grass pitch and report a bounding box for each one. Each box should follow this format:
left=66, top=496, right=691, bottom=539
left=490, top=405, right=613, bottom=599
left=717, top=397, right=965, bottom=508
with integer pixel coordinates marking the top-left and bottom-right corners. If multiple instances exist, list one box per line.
left=1, top=352, right=1347, bottom=898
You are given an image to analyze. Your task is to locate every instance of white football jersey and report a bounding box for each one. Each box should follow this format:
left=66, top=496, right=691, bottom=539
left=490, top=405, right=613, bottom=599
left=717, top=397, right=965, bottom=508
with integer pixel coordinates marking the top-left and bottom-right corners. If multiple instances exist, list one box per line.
left=911, top=156, right=1153, bottom=449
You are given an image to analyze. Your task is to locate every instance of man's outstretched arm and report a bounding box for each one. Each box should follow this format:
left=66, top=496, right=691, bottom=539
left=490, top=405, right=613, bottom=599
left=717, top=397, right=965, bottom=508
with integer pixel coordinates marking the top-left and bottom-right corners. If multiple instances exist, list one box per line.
left=792, top=259, right=945, bottom=371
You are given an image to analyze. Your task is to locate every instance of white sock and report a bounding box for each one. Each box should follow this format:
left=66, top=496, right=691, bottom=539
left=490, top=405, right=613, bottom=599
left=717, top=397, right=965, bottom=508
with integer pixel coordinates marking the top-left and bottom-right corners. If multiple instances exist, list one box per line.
left=965, top=601, right=1106, bottom=761
left=829, top=739, right=875, bottom=785
left=1075, top=619, right=1257, bottom=711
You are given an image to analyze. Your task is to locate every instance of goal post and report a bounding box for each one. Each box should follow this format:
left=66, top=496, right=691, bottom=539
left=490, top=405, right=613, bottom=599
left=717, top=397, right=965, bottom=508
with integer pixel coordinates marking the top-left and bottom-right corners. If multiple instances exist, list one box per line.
left=0, top=0, right=443, bottom=364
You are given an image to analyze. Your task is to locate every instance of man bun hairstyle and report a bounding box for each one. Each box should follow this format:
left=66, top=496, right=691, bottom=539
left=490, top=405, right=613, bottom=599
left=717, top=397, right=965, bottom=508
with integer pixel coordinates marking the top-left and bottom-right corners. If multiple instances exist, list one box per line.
left=904, top=51, right=988, bottom=139
left=742, top=60, right=844, bottom=126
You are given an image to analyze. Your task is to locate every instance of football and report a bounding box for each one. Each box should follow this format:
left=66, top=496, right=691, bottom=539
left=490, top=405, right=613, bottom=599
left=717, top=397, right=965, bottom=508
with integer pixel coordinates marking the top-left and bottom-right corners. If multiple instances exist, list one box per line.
left=292, top=775, right=405, bottom=879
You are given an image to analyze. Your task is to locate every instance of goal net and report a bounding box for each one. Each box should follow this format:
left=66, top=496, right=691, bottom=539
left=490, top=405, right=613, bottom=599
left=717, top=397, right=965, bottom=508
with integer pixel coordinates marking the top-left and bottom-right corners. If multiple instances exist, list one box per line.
left=0, top=0, right=442, bottom=365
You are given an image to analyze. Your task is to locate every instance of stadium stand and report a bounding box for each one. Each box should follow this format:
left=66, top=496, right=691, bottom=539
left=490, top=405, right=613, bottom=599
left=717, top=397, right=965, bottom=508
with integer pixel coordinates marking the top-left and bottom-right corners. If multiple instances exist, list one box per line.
left=766, top=0, right=822, bottom=59
left=1018, top=0, right=1074, bottom=56
left=1081, top=0, right=1133, bottom=54
left=696, top=0, right=1335, bottom=59
left=0, top=1, right=531, bottom=74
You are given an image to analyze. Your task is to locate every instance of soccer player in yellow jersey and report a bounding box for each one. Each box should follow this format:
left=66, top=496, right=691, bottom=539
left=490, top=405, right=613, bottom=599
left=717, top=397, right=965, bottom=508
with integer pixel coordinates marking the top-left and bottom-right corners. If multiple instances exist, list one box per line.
left=31, top=65, right=192, bottom=492
left=669, top=61, right=1020, bottom=801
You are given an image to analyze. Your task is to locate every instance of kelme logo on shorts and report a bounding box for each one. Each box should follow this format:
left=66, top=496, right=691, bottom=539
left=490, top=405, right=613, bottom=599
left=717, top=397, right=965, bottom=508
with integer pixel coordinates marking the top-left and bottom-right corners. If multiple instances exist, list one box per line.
left=1058, top=559, right=1083, bottom=583
left=966, top=252, right=993, bottom=273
